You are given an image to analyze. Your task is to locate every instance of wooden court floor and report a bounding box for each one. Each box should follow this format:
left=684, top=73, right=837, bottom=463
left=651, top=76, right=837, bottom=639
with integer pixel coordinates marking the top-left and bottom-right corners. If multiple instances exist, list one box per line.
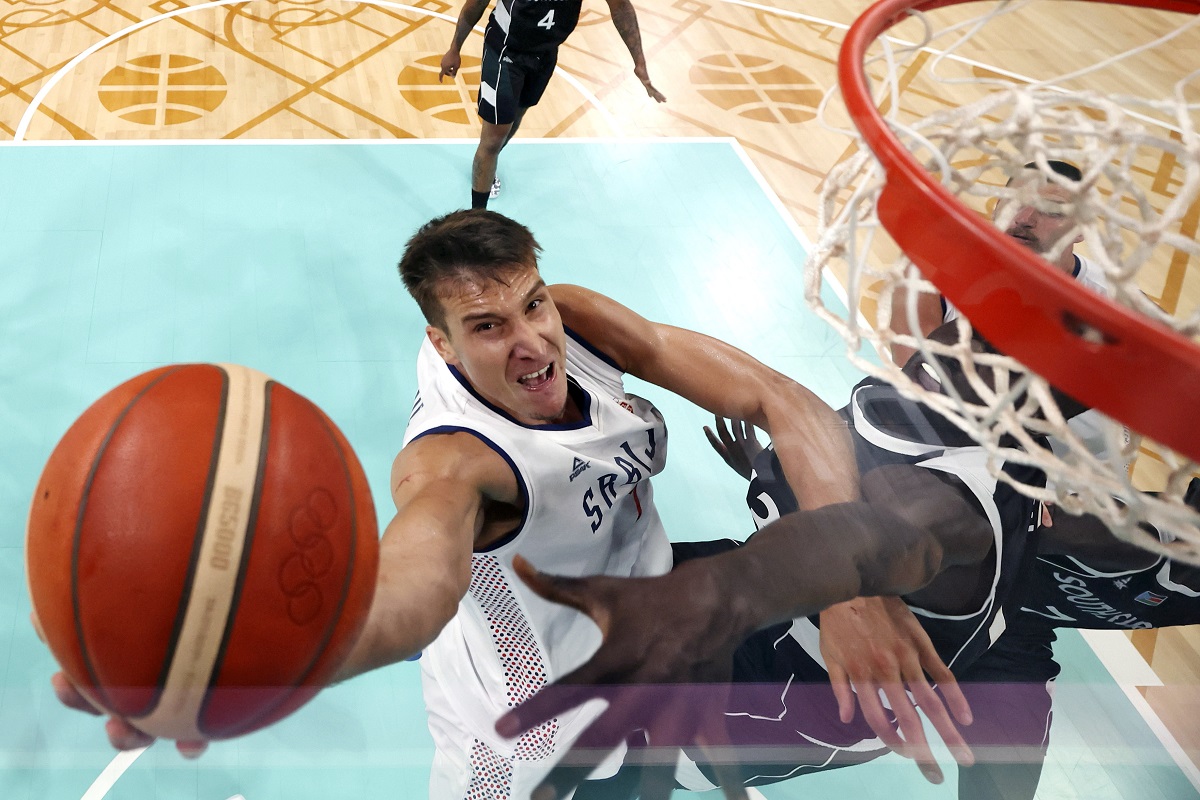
left=3, top=0, right=1200, bottom=786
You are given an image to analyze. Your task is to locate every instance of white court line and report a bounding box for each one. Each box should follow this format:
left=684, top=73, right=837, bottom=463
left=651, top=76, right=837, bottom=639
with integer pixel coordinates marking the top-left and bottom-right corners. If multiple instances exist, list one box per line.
left=13, top=0, right=620, bottom=142
left=1080, top=629, right=1200, bottom=792
left=80, top=745, right=149, bottom=800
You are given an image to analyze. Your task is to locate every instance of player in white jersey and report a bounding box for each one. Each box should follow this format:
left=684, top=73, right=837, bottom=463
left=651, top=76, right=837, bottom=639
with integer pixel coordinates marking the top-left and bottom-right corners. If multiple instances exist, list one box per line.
left=406, top=326, right=675, bottom=797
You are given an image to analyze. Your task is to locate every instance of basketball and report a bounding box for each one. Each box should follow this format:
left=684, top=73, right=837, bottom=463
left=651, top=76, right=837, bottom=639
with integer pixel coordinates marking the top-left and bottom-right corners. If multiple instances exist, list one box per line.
left=25, top=363, right=379, bottom=742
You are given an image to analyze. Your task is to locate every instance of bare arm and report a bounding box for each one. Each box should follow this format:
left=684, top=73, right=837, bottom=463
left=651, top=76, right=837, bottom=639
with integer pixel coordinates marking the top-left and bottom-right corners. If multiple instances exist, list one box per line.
left=603, top=0, right=666, bottom=102
left=440, top=0, right=492, bottom=81
left=551, top=284, right=856, bottom=510
left=335, top=431, right=519, bottom=680
left=889, top=284, right=947, bottom=367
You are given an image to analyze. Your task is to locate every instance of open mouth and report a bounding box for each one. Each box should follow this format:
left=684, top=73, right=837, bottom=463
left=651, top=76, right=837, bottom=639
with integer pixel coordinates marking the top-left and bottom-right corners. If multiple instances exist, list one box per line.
left=517, top=362, right=555, bottom=390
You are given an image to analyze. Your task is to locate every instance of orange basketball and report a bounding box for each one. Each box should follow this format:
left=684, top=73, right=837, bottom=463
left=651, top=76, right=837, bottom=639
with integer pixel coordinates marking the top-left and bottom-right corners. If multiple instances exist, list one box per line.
left=25, top=364, right=379, bottom=742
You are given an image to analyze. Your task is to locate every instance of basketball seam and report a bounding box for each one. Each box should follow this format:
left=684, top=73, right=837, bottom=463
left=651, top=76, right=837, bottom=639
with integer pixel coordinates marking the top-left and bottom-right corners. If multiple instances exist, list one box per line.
left=70, top=364, right=189, bottom=712
left=196, top=377, right=272, bottom=738
left=147, top=365, right=230, bottom=718
left=201, top=392, right=361, bottom=738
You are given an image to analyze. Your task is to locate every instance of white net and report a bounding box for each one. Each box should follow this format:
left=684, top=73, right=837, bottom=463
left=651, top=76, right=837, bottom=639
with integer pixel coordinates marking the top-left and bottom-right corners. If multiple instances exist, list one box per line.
left=806, top=0, right=1200, bottom=562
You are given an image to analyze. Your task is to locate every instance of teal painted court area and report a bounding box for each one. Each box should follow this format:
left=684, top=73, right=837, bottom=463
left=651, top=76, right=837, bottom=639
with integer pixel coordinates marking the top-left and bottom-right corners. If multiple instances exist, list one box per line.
left=0, top=141, right=1193, bottom=799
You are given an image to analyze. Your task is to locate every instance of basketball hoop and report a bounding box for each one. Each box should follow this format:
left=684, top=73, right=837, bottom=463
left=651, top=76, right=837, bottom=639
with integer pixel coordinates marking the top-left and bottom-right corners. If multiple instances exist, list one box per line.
left=808, top=0, right=1200, bottom=560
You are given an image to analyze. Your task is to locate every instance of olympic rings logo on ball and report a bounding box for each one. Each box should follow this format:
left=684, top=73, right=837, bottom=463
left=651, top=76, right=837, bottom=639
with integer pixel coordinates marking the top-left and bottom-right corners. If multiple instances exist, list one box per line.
left=279, top=488, right=339, bottom=625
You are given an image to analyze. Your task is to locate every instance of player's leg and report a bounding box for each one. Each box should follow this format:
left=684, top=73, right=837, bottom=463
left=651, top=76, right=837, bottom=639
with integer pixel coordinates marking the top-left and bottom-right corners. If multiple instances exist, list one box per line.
left=955, top=626, right=1061, bottom=800
left=472, top=43, right=519, bottom=209
left=471, top=121, right=511, bottom=208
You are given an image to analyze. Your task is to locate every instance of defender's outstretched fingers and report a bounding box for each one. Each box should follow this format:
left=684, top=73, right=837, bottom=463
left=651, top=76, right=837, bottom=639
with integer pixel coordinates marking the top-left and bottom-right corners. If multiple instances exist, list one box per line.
left=878, top=680, right=942, bottom=784
left=511, top=555, right=607, bottom=623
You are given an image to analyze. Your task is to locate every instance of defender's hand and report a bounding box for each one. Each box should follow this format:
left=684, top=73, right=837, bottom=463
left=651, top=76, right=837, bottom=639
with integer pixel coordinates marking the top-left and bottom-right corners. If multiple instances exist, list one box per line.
left=704, top=416, right=764, bottom=481
left=496, top=556, right=749, bottom=800
left=819, top=597, right=974, bottom=784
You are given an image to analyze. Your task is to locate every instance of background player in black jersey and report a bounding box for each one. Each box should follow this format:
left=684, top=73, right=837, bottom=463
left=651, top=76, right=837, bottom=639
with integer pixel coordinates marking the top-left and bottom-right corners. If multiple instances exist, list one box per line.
left=438, top=0, right=665, bottom=209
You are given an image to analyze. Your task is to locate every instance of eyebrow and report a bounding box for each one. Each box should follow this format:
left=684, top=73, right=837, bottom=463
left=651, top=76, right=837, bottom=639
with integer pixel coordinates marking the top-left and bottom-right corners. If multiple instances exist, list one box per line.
left=459, top=280, right=547, bottom=325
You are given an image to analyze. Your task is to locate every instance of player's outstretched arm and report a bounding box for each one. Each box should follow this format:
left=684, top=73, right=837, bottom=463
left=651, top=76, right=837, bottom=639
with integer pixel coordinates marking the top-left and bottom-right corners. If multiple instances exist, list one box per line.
left=499, top=470, right=988, bottom=799
left=550, top=285, right=857, bottom=511
left=43, top=432, right=504, bottom=755
left=334, top=431, right=515, bottom=680
left=604, top=0, right=666, bottom=102
left=439, top=0, right=492, bottom=82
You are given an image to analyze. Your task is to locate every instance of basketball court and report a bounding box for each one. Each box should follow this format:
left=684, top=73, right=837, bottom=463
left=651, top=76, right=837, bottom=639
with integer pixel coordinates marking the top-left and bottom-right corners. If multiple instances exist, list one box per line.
left=2, top=1, right=1199, bottom=798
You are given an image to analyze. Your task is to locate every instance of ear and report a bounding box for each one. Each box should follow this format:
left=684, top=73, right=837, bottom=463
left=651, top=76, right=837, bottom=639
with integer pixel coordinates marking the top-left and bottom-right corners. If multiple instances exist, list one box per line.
left=426, top=325, right=460, bottom=367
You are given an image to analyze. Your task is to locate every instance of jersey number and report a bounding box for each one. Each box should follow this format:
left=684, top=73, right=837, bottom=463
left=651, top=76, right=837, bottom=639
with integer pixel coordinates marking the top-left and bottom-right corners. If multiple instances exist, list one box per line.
left=537, top=9, right=555, bottom=29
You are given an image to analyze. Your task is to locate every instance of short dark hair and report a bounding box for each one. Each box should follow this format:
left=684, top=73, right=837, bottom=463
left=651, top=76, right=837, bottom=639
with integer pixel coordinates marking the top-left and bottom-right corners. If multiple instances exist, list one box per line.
left=1015, top=159, right=1083, bottom=183
left=397, top=210, right=542, bottom=329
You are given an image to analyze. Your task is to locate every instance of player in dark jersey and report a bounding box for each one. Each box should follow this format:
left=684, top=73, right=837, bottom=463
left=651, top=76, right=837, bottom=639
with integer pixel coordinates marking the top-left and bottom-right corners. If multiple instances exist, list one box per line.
left=954, top=477, right=1200, bottom=800
left=705, top=416, right=1200, bottom=800
left=495, top=322, right=1189, bottom=800
left=438, top=0, right=665, bottom=209
left=664, top=376, right=1045, bottom=792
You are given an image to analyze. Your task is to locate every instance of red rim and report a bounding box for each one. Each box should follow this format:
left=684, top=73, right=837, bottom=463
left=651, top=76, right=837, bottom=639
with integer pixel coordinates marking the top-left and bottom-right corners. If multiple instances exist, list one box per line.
left=836, top=0, right=1200, bottom=463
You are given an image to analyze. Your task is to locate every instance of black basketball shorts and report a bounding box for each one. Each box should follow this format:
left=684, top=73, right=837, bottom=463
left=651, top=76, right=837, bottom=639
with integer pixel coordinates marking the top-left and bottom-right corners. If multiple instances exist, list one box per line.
left=478, top=43, right=559, bottom=126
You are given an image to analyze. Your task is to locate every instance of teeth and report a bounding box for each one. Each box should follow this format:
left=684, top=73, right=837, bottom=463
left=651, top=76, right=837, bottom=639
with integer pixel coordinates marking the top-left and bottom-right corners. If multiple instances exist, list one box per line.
left=519, top=365, right=550, bottom=383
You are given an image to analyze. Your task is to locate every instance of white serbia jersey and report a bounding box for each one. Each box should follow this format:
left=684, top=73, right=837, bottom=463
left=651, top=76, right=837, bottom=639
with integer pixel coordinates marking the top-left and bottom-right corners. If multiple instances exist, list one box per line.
left=404, top=329, right=673, bottom=800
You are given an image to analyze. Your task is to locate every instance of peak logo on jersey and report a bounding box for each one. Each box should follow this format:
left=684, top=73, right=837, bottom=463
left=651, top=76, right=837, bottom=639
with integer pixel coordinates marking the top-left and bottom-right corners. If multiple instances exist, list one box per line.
left=569, top=457, right=591, bottom=482
left=616, top=399, right=635, bottom=414
left=1135, top=591, right=1168, bottom=606
left=1114, top=577, right=1131, bottom=590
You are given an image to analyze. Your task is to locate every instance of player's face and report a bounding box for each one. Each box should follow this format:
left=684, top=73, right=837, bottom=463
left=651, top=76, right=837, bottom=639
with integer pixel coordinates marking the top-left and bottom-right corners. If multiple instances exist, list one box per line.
left=427, top=266, right=572, bottom=426
left=993, top=174, right=1083, bottom=270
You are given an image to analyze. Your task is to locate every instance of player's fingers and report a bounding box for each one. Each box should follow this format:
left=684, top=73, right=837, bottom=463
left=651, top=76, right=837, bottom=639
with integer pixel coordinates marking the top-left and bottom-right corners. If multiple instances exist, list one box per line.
left=713, top=416, right=737, bottom=450
left=105, top=717, right=154, bottom=751
left=511, top=555, right=608, bottom=624
left=907, top=630, right=973, bottom=727
left=692, top=710, right=750, bottom=800
left=826, top=662, right=858, bottom=724
left=902, top=673, right=973, bottom=767
left=852, top=679, right=906, bottom=754
left=703, top=426, right=729, bottom=459
left=880, top=683, right=942, bottom=784
left=177, top=740, right=208, bottom=759
left=51, top=671, right=102, bottom=715
left=496, top=683, right=596, bottom=738
left=902, top=671, right=969, bottom=753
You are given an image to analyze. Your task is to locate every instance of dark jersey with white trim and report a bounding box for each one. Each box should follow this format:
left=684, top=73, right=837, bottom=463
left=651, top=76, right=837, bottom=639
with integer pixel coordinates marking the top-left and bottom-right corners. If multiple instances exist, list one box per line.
left=677, top=378, right=1046, bottom=789
left=743, top=377, right=1044, bottom=675
left=1014, top=551, right=1200, bottom=630
left=484, top=0, right=583, bottom=55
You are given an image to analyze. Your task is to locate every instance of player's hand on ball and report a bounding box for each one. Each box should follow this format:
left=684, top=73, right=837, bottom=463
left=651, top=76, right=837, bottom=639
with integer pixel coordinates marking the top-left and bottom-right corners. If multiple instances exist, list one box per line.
left=50, top=670, right=208, bottom=757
